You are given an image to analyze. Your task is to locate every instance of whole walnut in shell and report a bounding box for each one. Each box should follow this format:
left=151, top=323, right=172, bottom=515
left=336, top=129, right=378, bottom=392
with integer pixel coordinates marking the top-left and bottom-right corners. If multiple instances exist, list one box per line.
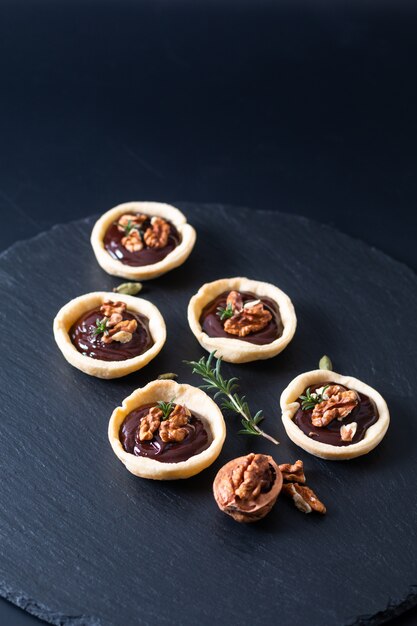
left=213, top=453, right=283, bottom=523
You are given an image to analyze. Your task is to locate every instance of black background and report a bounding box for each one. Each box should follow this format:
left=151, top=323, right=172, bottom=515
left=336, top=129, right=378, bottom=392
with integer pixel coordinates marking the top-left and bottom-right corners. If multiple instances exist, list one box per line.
left=0, top=1, right=416, bottom=624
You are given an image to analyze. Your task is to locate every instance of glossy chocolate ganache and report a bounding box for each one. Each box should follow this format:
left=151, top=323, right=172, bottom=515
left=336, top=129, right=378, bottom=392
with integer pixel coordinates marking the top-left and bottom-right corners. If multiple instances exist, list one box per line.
left=200, top=290, right=283, bottom=345
left=120, top=403, right=212, bottom=463
left=294, top=382, right=379, bottom=446
left=70, top=304, right=153, bottom=361
left=103, top=213, right=181, bottom=267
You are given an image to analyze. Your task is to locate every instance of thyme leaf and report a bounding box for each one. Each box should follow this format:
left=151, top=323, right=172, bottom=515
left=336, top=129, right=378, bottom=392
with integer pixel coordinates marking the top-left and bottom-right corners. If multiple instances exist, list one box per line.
left=124, top=219, right=143, bottom=236
left=93, top=317, right=108, bottom=336
left=216, top=303, right=234, bottom=321
left=157, top=400, right=175, bottom=420
left=300, top=385, right=330, bottom=411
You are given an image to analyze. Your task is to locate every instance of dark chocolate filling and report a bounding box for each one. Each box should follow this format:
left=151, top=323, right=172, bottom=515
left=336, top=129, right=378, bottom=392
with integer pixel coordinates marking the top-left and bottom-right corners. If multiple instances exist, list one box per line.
left=103, top=214, right=181, bottom=267
left=70, top=307, right=153, bottom=361
left=119, top=404, right=212, bottom=463
left=294, top=382, right=379, bottom=446
left=199, top=291, right=283, bottom=345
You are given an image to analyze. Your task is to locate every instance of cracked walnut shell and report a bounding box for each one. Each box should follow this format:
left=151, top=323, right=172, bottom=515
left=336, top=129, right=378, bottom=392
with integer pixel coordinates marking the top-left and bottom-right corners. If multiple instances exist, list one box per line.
left=213, top=453, right=283, bottom=522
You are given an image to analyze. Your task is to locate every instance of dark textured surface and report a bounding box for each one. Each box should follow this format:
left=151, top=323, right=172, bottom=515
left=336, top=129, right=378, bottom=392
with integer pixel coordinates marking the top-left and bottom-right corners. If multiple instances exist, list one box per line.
left=1, top=1, right=417, bottom=624
left=1, top=0, right=417, bottom=272
left=0, top=204, right=416, bottom=626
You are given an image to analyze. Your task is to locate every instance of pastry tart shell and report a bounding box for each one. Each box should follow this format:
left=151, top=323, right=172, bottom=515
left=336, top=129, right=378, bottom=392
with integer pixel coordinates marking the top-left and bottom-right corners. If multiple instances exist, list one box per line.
left=187, top=277, right=297, bottom=363
left=108, top=380, right=226, bottom=480
left=90, top=201, right=196, bottom=280
left=280, top=369, right=390, bottom=460
left=53, top=291, right=166, bottom=379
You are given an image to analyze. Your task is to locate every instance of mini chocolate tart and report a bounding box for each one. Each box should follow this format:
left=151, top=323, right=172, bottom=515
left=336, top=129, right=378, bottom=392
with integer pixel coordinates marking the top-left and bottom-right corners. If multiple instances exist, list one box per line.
left=53, top=292, right=166, bottom=379
left=281, top=369, right=390, bottom=460
left=91, top=201, right=196, bottom=280
left=108, top=380, right=226, bottom=479
left=188, top=277, right=297, bottom=363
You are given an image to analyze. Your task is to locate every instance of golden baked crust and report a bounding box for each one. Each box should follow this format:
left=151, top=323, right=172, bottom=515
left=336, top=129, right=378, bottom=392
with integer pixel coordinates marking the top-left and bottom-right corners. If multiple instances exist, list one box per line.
left=90, top=201, right=196, bottom=280
left=187, top=277, right=297, bottom=363
left=280, top=369, right=390, bottom=460
left=108, top=380, right=226, bottom=479
left=53, top=291, right=166, bottom=379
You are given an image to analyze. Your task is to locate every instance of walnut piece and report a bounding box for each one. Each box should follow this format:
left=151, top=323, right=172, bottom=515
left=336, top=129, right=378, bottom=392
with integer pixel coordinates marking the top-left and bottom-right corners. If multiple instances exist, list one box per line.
left=159, top=404, right=191, bottom=443
left=278, top=459, right=306, bottom=484
left=136, top=406, right=163, bottom=442
left=121, top=230, right=143, bottom=252
left=340, top=421, right=358, bottom=442
left=100, top=300, right=127, bottom=317
left=311, top=385, right=359, bottom=427
left=213, top=453, right=283, bottom=523
left=107, top=313, right=123, bottom=327
left=233, top=453, right=276, bottom=500
left=226, top=290, right=243, bottom=313
left=282, top=483, right=326, bottom=514
left=143, top=217, right=170, bottom=249
left=224, top=301, right=272, bottom=337
left=102, top=318, right=138, bottom=344
left=117, top=213, right=147, bottom=232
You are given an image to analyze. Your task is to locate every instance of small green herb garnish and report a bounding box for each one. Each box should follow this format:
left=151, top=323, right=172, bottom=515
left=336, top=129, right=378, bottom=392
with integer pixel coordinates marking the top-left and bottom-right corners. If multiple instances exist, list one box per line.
left=93, top=317, right=108, bottom=336
left=123, top=219, right=140, bottom=235
left=300, top=385, right=330, bottom=411
left=157, top=400, right=175, bottom=420
left=216, top=303, right=234, bottom=321
left=185, top=352, right=279, bottom=445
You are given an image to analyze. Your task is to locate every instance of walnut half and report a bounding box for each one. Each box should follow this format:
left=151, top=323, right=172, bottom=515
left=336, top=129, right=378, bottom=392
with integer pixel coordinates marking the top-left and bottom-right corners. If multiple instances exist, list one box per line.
left=213, top=453, right=283, bottom=523
left=144, top=217, right=170, bottom=249
left=311, top=385, right=359, bottom=427
left=224, top=301, right=272, bottom=337
left=100, top=300, right=126, bottom=317
left=136, top=406, right=163, bottom=442
left=159, top=404, right=191, bottom=443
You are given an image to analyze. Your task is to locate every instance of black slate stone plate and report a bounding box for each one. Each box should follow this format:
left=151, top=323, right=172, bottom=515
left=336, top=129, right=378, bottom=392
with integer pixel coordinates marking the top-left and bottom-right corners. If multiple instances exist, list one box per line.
left=0, top=204, right=416, bottom=626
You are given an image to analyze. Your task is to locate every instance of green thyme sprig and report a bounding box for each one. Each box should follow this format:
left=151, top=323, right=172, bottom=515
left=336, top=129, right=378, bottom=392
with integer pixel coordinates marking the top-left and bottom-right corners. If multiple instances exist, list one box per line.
left=157, top=400, right=175, bottom=420
left=185, top=352, right=279, bottom=445
left=216, top=303, right=234, bottom=321
left=93, top=317, right=108, bottom=336
left=300, top=385, right=329, bottom=411
left=123, top=219, right=143, bottom=236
